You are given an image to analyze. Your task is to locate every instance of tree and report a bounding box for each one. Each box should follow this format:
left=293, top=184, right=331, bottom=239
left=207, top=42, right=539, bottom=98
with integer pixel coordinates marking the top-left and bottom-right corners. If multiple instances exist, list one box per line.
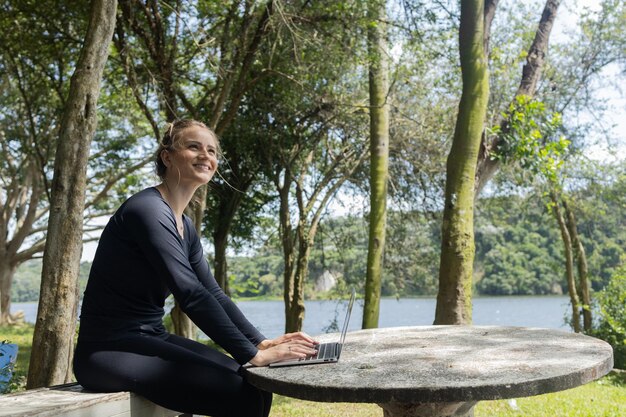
left=363, top=0, right=390, bottom=329
left=475, top=0, right=561, bottom=195
left=113, top=0, right=276, bottom=259
left=484, top=83, right=596, bottom=332
left=113, top=0, right=277, bottom=337
left=0, top=1, right=81, bottom=325
left=434, top=0, right=489, bottom=325
left=273, top=134, right=366, bottom=332
left=476, top=0, right=626, bottom=196
left=0, top=1, right=151, bottom=326
left=550, top=191, right=581, bottom=333
left=255, top=3, right=370, bottom=332
left=27, top=0, right=117, bottom=388
left=564, top=198, right=592, bottom=331
left=541, top=3, right=626, bottom=309
left=239, top=45, right=368, bottom=332
left=250, top=84, right=367, bottom=333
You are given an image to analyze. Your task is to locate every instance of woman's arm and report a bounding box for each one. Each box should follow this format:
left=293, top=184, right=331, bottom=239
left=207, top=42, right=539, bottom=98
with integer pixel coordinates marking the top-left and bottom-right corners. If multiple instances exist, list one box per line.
left=186, top=218, right=319, bottom=364
left=188, top=233, right=266, bottom=346
left=123, top=196, right=259, bottom=364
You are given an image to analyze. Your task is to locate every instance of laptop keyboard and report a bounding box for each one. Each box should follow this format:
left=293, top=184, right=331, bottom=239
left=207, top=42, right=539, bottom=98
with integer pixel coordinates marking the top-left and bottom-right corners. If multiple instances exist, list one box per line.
left=302, top=342, right=337, bottom=361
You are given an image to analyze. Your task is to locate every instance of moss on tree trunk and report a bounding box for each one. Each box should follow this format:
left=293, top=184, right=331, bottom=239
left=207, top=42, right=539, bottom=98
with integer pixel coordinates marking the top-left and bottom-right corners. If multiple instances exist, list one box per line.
left=363, top=0, right=390, bottom=330
left=434, top=0, right=490, bottom=325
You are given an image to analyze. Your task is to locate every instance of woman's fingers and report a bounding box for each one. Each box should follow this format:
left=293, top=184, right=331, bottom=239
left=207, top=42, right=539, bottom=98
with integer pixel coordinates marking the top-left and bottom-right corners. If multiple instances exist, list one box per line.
left=281, top=331, right=318, bottom=346
left=283, top=341, right=317, bottom=358
left=250, top=339, right=319, bottom=366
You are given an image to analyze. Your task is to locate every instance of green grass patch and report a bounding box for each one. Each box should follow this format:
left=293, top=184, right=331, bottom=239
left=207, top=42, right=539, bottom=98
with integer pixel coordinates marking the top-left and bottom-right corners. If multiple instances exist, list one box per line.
left=270, top=371, right=626, bottom=416
left=270, top=395, right=381, bottom=416
left=2, top=324, right=624, bottom=417
left=474, top=370, right=626, bottom=417
left=0, top=323, right=34, bottom=392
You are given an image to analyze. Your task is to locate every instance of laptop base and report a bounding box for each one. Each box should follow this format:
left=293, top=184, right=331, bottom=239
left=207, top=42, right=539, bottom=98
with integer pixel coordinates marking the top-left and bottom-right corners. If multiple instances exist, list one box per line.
left=268, top=342, right=340, bottom=367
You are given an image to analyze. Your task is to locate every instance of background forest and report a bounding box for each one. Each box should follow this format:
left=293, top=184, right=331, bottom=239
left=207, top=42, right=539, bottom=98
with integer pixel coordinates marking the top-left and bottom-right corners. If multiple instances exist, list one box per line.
left=11, top=182, right=626, bottom=302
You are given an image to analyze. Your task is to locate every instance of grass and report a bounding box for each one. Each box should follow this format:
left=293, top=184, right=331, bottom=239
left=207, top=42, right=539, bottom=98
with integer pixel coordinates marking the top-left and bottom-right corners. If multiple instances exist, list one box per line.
left=271, top=372, right=626, bottom=416
left=0, top=323, right=33, bottom=392
left=2, top=324, right=624, bottom=417
left=473, top=371, right=626, bottom=417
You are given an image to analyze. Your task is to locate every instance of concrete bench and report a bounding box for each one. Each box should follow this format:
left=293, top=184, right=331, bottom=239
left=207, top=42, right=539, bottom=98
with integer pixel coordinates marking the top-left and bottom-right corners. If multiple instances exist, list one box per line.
left=0, top=382, right=193, bottom=417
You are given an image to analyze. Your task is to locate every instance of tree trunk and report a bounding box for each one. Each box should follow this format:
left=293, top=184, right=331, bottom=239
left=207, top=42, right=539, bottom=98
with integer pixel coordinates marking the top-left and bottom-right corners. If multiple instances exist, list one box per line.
left=213, top=228, right=230, bottom=292
left=551, top=193, right=581, bottom=333
left=286, top=230, right=311, bottom=333
left=0, top=260, right=17, bottom=325
left=363, top=0, right=389, bottom=330
left=434, top=0, right=489, bottom=325
left=475, top=0, right=561, bottom=195
left=483, top=0, right=500, bottom=54
left=171, top=186, right=211, bottom=340
left=27, top=0, right=117, bottom=389
left=278, top=174, right=297, bottom=333
left=212, top=184, right=248, bottom=294
left=170, top=303, right=196, bottom=339
left=563, top=199, right=591, bottom=332
left=116, top=0, right=275, bottom=337
left=0, top=162, right=44, bottom=326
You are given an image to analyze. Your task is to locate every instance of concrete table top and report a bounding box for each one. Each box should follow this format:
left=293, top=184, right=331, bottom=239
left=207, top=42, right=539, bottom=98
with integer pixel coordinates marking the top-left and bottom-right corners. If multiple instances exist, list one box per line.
left=244, top=326, right=613, bottom=417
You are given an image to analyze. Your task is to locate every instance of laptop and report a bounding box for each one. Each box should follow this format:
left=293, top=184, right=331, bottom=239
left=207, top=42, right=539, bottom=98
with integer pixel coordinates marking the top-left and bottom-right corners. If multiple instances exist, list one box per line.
left=269, top=289, right=356, bottom=367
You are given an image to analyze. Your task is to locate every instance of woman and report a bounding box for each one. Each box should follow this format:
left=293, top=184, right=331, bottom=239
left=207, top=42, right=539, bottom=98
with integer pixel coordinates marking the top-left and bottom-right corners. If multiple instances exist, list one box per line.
left=73, top=119, right=317, bottom=417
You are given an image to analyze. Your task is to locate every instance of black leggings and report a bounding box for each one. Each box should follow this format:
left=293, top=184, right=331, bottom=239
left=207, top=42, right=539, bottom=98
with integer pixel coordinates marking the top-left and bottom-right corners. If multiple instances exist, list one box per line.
left=73, top=334, right=272, bottom=417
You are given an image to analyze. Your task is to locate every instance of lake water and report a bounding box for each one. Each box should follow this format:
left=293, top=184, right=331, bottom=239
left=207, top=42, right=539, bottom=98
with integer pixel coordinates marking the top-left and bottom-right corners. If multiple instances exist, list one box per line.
left=11, top=296, right=572, bottom=339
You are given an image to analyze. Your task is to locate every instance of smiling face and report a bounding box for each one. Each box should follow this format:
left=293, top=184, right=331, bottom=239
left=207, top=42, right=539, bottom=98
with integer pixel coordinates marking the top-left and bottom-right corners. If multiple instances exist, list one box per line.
left=160, top=125, right=219, bottom=187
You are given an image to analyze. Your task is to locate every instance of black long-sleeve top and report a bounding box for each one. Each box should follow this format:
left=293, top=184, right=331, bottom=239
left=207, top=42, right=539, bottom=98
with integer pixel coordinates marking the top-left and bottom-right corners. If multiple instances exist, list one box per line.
left=78, top=187, right=265, bottom=364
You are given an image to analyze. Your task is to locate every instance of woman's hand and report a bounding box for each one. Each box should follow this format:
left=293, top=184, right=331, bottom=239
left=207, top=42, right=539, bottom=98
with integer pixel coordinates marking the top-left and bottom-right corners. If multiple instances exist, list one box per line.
left=250, top=332, right=319, bottom=367
left=257, top=332, right=318, bottom=350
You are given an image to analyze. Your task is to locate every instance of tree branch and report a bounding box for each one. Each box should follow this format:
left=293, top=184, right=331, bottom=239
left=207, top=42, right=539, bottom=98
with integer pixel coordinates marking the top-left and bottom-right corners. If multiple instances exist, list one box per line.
left=475, top=0, right=561, bottom=195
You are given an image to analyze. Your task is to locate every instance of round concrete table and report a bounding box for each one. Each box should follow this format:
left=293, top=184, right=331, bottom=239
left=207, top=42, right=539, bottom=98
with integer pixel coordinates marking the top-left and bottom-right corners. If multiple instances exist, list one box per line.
left=244, top=326, right=613, bottom=417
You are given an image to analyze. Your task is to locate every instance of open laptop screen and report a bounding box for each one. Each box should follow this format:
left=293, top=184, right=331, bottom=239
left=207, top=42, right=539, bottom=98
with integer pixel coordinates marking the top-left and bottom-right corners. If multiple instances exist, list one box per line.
left=339, top=288, right=356, bottom=346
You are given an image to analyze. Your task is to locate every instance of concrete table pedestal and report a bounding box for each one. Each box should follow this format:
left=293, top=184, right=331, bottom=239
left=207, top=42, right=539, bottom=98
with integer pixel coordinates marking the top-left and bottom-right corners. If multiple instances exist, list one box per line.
left=379, top=400, right=477, bottom=417
left=245, top=326, right=613, bottom=417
